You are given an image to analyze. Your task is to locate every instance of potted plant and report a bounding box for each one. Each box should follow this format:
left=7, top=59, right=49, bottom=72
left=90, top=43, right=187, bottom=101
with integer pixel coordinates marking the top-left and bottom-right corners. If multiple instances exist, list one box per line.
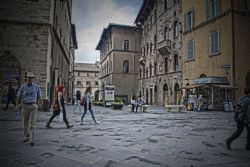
left=111, top=97, right=124, bottom=110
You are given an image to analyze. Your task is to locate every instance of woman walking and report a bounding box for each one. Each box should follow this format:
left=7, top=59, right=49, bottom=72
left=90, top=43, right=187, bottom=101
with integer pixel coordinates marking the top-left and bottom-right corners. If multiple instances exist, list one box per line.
left=46, top=85, right=73, bottom=129
left=80, top=87, right=97, bottom=125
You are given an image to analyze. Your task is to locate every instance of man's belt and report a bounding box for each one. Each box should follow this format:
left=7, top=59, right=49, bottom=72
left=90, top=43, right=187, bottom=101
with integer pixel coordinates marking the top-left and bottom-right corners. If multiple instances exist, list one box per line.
left=23, top=102, right=36, bottom=105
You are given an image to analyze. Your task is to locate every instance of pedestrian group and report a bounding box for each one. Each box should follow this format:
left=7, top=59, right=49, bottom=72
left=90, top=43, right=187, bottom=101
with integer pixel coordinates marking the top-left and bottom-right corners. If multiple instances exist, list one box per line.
left=10, top=72, right=250, bottom=150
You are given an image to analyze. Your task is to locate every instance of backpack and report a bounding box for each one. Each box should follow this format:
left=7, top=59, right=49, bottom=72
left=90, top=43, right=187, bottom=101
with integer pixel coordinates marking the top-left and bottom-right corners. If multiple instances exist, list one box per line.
left=53, top=100, right=60, bottom=112
left=80, top=97, right=85, bottom=106
left=238, top=97, right=250, bottom=124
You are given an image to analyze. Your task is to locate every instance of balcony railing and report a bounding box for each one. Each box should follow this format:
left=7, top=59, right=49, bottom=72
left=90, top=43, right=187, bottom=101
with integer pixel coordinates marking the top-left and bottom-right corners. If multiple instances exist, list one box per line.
left=157, top=39, right=171, bottom=55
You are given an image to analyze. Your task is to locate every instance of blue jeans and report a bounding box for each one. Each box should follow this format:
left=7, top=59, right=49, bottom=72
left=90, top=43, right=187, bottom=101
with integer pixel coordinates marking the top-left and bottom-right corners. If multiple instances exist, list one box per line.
left=81, top=108, right=97, bottom=123
left=131, top=104, right=138, bottom=112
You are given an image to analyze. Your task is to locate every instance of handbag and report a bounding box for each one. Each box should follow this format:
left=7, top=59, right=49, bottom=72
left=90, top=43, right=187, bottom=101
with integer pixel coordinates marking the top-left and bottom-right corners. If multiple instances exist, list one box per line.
left=53, top=100, right=60, bottom=112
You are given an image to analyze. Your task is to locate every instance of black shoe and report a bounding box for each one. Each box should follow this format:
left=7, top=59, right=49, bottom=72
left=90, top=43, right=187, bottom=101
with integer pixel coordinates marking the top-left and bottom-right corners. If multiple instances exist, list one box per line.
left=225, top=139, right=231, bottom=150
left=30, top=142, right=34, bottom=146
left=23, top=138, right=29, bottom=143
left=67, top=124, right=73, bottom=129
left=45, top=124, right=52, bottom=129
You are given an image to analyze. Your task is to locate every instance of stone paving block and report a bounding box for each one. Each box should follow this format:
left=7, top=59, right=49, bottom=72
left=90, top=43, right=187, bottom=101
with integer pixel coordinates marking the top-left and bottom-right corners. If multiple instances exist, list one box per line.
left=0, top=156, right=26, bottom=167
left=1, top=106, right=250, bottom=167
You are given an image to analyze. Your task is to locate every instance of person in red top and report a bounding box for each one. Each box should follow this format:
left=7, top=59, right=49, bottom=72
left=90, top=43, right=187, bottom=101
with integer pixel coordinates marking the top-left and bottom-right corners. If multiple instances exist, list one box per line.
left=46, top=85, right=73, bottom=129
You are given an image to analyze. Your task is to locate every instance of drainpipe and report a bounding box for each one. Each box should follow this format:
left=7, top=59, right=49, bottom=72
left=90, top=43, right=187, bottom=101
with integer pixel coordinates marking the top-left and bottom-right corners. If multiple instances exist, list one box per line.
left=133, top=27, right=136, bottom=97
left=231, top=0, right=236, bottom=101
left=49, top=0, right=57, bottom=105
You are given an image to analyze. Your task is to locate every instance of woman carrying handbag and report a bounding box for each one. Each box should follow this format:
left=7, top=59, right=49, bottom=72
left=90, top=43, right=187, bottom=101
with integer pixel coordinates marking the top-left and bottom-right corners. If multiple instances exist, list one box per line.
left=45, top=85, right=73, bottom=129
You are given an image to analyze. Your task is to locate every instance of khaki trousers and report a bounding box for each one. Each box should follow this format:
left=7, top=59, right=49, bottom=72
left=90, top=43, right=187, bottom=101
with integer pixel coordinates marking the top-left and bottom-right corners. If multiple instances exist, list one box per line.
left=22, top=103, right=38, bottom=142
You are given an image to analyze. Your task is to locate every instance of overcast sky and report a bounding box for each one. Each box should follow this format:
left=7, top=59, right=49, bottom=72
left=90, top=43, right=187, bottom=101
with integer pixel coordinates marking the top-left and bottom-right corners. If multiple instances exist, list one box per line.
left=72, top=0, right=143, bottom=64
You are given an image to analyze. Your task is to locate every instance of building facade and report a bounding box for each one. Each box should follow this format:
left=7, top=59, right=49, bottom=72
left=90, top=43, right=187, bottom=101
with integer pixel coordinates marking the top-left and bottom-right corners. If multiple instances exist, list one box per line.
left=135, top=0, right=183, bottom=106
left=182, top=0, right=250, bottom=109
left=96, top=23, right=141, bottom=103
left=0, top=0, right=77, bottom=108
left=74, top=62, right=100, bottom=101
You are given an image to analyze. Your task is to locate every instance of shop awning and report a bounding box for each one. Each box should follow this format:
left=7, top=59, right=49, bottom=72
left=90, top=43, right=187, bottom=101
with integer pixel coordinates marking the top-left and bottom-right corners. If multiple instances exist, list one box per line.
left=181, top=84, right=238, bottom=90
left=193, top=76, right=229, bottom=85
left=181, top=85, right=203, bottom=89
left=212, top=85, right=238, bottom=89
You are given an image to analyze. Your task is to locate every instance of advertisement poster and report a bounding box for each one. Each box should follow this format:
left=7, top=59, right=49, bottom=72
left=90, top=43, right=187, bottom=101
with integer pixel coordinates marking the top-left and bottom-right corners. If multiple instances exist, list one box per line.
left=104, top=86, right=115, bottom=106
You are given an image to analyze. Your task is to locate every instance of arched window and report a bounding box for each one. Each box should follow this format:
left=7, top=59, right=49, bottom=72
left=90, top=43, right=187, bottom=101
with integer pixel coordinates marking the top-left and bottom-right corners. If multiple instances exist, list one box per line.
left=106, top=61, right=109, bottom=74
left=147, top=43, right=149, bottom=55
left=164, top=0, right=168, bottom=11
left=174, top=54, right=178, bottom=71
left=154, top=62, right=157, bottom=75
left=163, top=83, right=168, bottom=91
left=143, top=66, right=146, bottom=78
left=164, top=27, right=168, bottom=40
left=154, top=35, right=157, bottom=50
left=139, top=67, right=142, bottom=79
left=123, top=60, right=129, bottom=73
left=165, top=57, right=168, bottom=73
left=124, top=40, right=129, bottom=51
left=174, top=21, right=179, bottom=39
left=149, top=64, right=152, bottom=76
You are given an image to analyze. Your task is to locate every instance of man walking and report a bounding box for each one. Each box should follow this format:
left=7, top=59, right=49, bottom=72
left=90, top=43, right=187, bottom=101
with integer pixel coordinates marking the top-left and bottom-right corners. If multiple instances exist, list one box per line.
left=225, top=87, right=250, bottom=150
left=4, top=83, right=16, bottom=110
left=15, top=72, right=41, bottom=146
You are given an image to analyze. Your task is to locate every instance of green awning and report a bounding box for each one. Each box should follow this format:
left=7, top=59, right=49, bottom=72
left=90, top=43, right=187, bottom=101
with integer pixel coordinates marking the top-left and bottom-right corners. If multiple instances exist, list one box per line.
left=193, top=76, right=229, bottom=85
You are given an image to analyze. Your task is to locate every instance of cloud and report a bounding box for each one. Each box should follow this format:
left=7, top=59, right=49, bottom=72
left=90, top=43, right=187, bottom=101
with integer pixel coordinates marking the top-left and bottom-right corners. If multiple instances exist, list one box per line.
left=72, top=0, right=142, bottom=63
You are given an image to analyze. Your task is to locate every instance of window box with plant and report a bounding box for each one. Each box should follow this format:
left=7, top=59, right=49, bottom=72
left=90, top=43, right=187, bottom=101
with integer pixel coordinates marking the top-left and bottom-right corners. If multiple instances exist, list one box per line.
left=111, top=97, right=124, bottom=110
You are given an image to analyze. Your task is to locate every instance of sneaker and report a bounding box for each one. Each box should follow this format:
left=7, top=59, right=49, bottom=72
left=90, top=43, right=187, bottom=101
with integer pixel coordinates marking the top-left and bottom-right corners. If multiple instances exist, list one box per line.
left=67, top=124, right=73, bottom=129
left=30, top=142, right=34, bottom=146
left=80, top=122, right=84, bottom=125
left=225, top=139, right=231, bottom=150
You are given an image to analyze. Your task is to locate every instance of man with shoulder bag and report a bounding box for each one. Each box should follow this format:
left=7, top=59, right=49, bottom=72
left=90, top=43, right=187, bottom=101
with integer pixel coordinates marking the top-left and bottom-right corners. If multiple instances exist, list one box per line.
left=225, top=87, right=250, bottom=150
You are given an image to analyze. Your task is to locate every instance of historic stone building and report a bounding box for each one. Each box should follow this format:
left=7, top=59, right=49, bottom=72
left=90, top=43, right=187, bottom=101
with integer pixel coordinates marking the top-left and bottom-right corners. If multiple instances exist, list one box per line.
left=96, top=23, right=141, bottom=103
left=0, top=0, right=77, bottom=108
left=182, top=0, right=250, bottom=109
left=135, top=0, right=183, bottom=105
left=74, top=62, right=100, bottom=101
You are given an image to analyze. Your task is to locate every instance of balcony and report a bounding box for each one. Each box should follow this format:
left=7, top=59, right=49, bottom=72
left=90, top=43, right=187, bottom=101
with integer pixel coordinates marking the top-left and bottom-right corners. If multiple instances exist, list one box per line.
left=139, top=56, right=146, bottom=66
left=157, top=39, right=171, bottom=55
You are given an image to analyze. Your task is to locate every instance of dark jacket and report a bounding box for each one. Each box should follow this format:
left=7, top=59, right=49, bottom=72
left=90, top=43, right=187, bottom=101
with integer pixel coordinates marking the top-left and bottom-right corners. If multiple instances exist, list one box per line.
left=241, top=94, right=250, bottom=124
left=7, top=85, right=16, bottom=98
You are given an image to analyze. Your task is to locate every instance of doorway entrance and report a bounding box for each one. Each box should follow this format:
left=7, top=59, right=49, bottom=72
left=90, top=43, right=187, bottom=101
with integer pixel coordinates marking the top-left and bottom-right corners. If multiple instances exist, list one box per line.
left=0, top=52, right=21, bottom=108
left=163, top=83, right=169, bottom=106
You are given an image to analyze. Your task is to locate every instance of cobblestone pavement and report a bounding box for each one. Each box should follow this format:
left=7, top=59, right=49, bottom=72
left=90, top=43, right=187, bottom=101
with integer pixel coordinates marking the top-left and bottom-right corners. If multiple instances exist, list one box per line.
left=0, top=105, right=250, bottom=167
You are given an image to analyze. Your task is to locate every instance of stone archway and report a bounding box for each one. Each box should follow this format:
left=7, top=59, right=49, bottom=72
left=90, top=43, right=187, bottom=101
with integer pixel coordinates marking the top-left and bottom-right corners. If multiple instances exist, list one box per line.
left=174, top=83, right=180, bottom=104
left=154, top=85, right=158, bottom=105
left=0, top=51, right=21, bottom=108
left=163, top=83, right=169, bottom=106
